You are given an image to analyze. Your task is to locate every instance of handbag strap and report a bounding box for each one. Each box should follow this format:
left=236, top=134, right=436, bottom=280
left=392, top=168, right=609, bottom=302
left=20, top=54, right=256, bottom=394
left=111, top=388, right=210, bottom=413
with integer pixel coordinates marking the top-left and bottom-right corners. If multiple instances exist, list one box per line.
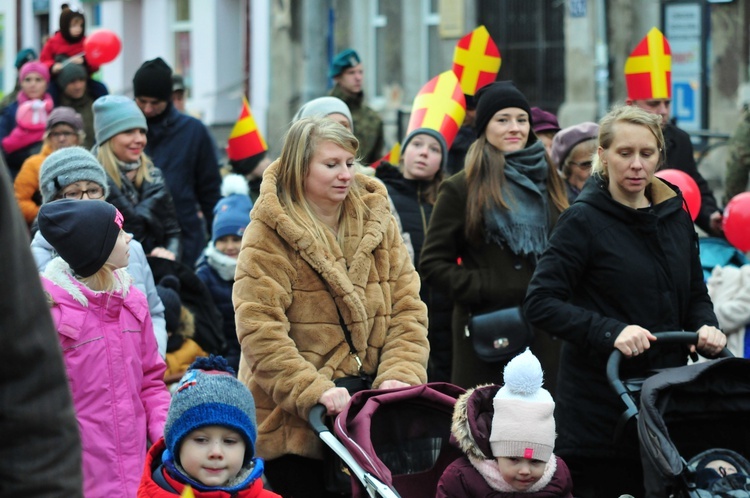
left=334, top=303, right=364, bottom=374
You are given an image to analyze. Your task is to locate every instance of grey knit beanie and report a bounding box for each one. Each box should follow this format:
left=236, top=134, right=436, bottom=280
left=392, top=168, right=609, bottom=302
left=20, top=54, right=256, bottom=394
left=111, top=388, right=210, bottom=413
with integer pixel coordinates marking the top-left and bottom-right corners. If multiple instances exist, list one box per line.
left=39, top=147, right=110, bottom=203
left=401, top=128, right=448, bottom=171
left=93, top=95, right=147, bottom=146
left=57, top=63, right=87, bottom=90
left=293, top=96, right=353, bottom=129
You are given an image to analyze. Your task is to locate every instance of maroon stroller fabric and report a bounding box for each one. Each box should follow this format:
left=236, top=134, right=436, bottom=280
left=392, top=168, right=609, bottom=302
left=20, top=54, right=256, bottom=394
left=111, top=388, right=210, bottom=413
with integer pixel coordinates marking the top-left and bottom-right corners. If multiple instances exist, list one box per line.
left=333, top=382, right=466, bottom=498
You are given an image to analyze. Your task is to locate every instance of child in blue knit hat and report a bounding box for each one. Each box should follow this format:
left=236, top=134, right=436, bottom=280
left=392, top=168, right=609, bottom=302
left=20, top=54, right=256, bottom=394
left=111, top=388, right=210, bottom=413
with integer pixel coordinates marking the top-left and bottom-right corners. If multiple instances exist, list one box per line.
left=196, top=175, right=253, bottom=372
left=138, top=355, right=280, bottom=497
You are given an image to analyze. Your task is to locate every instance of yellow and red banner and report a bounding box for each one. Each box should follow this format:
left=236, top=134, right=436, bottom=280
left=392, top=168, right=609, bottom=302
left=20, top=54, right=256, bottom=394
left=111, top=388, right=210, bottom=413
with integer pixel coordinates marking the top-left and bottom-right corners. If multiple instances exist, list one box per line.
left=624, top=27, right=672, bottom=100
left=371, top=142, right=401, bottom=168
left=227, top=97, right=268, bottom=162
left=452, top=25, right=501, bottom=96
left=407, top=71, right=466, bottom=150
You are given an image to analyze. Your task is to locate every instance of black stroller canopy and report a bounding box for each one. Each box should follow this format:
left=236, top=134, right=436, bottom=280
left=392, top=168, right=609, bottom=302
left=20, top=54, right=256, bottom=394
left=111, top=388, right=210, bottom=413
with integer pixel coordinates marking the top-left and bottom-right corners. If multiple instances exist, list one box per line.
left=639, top=358, right=750, bottom=482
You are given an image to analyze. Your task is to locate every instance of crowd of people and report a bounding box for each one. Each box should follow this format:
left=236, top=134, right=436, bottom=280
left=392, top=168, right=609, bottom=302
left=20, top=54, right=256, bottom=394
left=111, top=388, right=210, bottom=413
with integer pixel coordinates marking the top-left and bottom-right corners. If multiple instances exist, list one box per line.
left=3, top=10, right=745, bottom=498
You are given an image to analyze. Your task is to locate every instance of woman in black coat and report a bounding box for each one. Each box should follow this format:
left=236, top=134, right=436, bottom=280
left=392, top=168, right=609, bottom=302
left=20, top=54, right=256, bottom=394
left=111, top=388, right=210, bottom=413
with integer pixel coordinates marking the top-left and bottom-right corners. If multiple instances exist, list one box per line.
left=523, top=105, right=726, bottom=498
left=93, top=95, right=182, bottom=260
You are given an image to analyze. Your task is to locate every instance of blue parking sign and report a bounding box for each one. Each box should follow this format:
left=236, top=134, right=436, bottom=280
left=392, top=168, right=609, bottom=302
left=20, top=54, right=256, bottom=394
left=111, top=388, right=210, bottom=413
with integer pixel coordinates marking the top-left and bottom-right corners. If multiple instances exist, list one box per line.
left=674, top=82, right=695, bottom=122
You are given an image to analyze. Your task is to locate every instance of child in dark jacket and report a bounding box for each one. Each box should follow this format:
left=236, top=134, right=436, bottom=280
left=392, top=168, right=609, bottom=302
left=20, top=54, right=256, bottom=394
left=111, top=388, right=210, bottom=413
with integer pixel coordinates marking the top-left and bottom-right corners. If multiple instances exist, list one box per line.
left=138, top=356, right=280, bottom=497
left=195, top=174, right=252, bottom=371
left=156, top=275, right=207, bottom=388
left=436, top=349, right=573, bottom=497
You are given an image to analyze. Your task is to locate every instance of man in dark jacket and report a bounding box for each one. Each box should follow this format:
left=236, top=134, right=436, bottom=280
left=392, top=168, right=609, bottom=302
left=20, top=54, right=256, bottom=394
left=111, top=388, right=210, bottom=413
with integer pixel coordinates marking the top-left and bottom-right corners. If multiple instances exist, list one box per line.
left=0, top=155, right=83, bottom=497
left=132, top=57, right=222, bottom=267
left=623, top=28, right=722, bottom=236
left=329, top=49, right=384, bottom=165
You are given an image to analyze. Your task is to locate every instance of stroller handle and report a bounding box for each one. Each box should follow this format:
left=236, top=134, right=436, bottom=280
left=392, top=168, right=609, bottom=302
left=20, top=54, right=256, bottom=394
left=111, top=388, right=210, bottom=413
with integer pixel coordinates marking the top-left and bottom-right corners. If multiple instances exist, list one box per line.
left=607, top=331, right=732, bottom=414
left=309, top=403, right=329, bottom=436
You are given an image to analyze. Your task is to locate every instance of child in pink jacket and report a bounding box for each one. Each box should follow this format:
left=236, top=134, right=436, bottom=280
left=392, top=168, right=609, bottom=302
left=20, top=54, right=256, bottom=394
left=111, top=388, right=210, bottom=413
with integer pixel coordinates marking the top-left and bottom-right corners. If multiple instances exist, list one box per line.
left=38, top=199, right=170, bottom=498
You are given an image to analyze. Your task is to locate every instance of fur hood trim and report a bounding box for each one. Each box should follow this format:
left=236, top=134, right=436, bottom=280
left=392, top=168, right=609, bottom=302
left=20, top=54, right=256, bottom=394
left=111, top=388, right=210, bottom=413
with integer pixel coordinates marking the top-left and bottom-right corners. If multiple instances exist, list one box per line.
left=468, top=453, right=558, bottom=493
left=452, top=385, right=497, bottom=460
left=254, top=160, right=393, bottom=339
left=43, top=257, right=133, bottom=306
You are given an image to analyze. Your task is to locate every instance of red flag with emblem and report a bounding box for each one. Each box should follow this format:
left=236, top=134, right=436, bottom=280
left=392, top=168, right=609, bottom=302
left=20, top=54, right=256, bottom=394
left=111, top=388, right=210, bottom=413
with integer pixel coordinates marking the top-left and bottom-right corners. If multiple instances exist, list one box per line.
left=370, top=142, right=401, bottom=168
left=624, top=27, right=672, bottom=100
left=407, top=71, right=466, bottom=150
left=452, top=25, right=501, bottom=96
left=226, top=97, right=268, bottom=162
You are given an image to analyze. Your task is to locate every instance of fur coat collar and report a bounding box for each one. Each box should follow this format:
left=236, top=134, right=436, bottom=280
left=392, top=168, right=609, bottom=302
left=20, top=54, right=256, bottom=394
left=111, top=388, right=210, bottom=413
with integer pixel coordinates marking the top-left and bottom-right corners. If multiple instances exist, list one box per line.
left=42, top=257, right=133, bottom=306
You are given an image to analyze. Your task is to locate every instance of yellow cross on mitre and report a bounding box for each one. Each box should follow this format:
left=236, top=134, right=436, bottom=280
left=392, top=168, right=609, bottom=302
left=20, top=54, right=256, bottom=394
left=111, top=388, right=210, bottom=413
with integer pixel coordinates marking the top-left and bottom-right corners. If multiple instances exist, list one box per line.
left=452, top=25, right=501, bottom=96
left=407, top=71, right=466, bottom=149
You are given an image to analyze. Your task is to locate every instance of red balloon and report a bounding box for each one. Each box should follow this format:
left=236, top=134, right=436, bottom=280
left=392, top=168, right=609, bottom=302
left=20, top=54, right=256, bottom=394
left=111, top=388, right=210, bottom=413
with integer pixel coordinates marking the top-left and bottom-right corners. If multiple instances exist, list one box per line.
left=655, top=169, right=701, bottom=221
left=84, top=29, right=122, bottom=66
left=723, top=192, right=750, bottom=252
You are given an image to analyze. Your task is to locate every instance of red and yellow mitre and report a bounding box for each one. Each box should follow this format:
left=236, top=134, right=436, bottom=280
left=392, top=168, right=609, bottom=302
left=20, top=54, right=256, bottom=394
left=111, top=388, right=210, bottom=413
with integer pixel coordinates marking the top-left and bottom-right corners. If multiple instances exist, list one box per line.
left=624, top=27, right=672, bottom=100
left=371, top=142, right=401, bottom=169
left=452, top=25, right=501, bottom=97
left=226, top=97, right=268, bottom=162
left=406, top=71, right=466, bottom=150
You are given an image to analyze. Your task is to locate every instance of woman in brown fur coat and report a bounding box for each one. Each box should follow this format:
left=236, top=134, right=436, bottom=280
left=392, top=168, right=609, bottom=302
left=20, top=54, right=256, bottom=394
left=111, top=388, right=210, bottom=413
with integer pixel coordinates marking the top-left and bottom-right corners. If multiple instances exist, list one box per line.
left=232, top=117, right=430, bottom=497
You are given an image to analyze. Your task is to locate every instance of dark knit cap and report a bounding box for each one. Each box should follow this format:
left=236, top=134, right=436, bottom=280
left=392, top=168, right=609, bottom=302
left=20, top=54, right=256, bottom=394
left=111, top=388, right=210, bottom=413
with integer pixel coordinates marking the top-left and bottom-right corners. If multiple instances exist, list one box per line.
left=156, top=275, right=182, bottom=334
left=47, top=106, right=84, bottom=131
left=57, top=63, right=87, bottom=90
left=133, top=57, right=173, bottom=101
left=164, top=356, right=258, bottom=465
left=230, top=154, right=267, bottom=176
left=402, top=128, right=448, bottom=171
left=474, top=81, right=532, bottom=138
left=38, top=199, right=124, bottom=277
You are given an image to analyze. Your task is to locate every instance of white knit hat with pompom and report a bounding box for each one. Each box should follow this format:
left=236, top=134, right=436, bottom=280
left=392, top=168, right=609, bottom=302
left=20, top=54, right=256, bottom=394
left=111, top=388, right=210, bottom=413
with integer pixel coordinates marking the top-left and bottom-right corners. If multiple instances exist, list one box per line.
left=489, top=348, right=556, bottom=462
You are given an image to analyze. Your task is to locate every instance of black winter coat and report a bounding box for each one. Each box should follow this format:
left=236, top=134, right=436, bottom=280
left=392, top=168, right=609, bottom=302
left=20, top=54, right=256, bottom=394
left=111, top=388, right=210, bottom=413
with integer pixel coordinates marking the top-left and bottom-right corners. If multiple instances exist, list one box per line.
left=421, top=166, right=564, bottom=390
left=663, top=123, right=720, bottom=234
left=523, top=174, right=718, bottom=460
left=106, top=167, right=182, bottom=258
left=376, top=163, right=454, bottom=381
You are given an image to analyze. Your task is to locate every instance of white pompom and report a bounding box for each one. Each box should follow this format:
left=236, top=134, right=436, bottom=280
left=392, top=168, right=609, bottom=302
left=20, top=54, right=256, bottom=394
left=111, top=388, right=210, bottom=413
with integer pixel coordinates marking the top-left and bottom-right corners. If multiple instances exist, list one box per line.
left=220, top=174, right=250, bottom=197
left=502, top=348, right=543, bottom=396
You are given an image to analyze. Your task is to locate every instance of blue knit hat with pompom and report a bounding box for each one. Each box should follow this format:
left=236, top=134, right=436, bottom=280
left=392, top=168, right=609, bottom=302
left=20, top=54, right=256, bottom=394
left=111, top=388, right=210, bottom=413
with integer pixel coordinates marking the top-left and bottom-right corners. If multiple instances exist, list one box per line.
left=163, top=356, right=257, bottom=465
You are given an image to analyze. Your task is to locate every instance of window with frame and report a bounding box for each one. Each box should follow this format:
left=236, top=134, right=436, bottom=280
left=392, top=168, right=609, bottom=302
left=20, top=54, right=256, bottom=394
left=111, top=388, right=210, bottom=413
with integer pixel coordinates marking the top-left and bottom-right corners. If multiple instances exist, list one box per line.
left=372, top=0, right=401, bottom=99
left=478, top=0, right=565, bottom=113
left=172, top=0, right=191, bottom=93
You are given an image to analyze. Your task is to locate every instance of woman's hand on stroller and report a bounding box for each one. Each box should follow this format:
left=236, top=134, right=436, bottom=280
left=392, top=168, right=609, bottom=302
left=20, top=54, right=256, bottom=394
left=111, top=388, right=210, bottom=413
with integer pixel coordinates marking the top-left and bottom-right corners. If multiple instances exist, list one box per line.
left=694, top=325, right=727, bottom=357
left=379, top=379, right=410, bottom=390
left=614, top=325, right=657, bottom=358
left=319, top=387, right=351, bottom=415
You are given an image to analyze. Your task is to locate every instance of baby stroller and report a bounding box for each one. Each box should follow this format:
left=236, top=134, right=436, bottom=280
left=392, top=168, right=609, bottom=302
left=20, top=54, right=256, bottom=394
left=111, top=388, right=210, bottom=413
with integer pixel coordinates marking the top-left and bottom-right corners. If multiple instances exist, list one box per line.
left=309, top=382, right=465, bottom=498
left=608, top=332, right=750, bottom=497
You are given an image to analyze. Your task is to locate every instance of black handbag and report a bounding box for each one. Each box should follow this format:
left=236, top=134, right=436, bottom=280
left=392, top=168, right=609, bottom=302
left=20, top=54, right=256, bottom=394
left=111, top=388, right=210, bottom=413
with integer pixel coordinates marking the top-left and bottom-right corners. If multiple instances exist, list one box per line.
left=466, top=306, right=533, bottom=363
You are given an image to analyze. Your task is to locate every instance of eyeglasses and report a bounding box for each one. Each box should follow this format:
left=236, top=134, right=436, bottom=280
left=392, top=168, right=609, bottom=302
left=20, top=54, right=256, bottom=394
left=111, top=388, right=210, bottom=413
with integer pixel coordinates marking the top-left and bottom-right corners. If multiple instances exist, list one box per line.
left=60, top=187, right=105, bottom=200
left=568, top=160, right=593, bottom=169
left=49, top=131, right=77, bottom=139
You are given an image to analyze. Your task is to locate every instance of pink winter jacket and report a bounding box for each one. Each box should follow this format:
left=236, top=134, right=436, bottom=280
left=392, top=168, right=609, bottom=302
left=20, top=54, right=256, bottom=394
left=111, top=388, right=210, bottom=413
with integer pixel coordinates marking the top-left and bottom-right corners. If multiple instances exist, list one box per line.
left=41, top=258, right=170, bottom=498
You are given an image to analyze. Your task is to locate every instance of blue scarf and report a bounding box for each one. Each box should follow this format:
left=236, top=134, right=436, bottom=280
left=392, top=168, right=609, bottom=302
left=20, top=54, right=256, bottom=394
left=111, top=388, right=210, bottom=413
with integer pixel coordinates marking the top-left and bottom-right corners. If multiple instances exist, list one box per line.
left=483, top=140, right=551, bottom=256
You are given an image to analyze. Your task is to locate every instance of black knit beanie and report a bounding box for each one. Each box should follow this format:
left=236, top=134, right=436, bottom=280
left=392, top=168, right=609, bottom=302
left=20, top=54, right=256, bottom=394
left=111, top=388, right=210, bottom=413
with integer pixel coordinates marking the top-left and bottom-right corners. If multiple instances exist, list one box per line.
left=474, top=81, right=533, bottom=138
left=38, top=199, right=123, bottom=277
left=133, top=57, right=173, bottom=101
left=230, top=153, right=267, bottom=176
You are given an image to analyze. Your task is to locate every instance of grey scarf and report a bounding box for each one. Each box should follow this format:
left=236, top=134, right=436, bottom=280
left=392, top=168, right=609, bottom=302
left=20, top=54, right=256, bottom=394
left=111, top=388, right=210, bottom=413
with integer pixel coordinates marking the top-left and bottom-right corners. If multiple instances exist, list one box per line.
left=483, top=140, right=551, bottom=256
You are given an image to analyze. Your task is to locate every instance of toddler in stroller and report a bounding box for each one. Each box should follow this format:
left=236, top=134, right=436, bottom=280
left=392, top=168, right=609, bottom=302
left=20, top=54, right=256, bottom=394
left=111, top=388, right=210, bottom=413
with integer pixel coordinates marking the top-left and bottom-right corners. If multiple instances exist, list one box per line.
left=690, top=448, right=750, bottom=496
left=436, top=349, right=573, bottom=497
